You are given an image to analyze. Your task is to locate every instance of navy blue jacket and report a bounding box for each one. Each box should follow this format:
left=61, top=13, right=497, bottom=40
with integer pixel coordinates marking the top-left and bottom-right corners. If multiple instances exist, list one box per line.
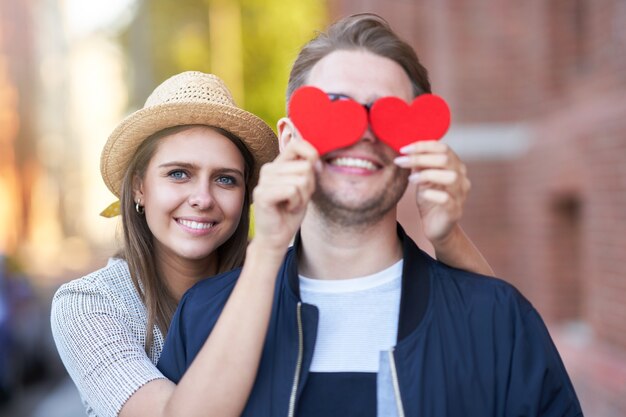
left=158, top=225, right=583, bottom=417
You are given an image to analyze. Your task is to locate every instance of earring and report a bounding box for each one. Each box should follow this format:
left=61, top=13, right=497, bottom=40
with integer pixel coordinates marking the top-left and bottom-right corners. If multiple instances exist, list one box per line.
left=135, top=201, right=145, bottom=215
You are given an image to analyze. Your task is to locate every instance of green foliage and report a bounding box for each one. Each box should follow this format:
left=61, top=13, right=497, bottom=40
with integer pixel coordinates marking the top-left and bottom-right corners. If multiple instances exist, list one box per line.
left=121, top=0, right=327, bottom=129
left=145, top=0, right=213, bottom=80
left=239, top=0, right=327, bottom=126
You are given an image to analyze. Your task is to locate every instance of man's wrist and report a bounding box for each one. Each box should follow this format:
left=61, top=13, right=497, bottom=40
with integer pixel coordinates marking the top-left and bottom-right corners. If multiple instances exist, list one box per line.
left=431, top=223, right=463, bottom=255
left=246, top=238, right=290, bottom=262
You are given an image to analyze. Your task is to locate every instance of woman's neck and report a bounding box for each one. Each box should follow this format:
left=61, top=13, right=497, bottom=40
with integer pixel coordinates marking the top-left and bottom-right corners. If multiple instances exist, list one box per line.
left=155, top=248, right=218, bottom=301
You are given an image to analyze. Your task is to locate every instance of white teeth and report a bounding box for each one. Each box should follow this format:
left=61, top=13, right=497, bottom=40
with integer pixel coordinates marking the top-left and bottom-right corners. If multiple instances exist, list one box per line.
left=178, top=219, right=214, bottom=230
left=330, top=157, right=377, bottom=171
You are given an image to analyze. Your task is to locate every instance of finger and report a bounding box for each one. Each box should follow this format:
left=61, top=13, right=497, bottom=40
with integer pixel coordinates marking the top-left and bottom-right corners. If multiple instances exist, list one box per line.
left=409, top=169, right=458, bottom=186
left=258, top=174, right=311, bottom=189
left=280, top=177, right=315, bottom=213
left=277, top=137, right=319, bottom=164
left=259, top=160, right=316, bottom=179
left=256, top=172, right=311, bottom=197
left=254, top=173, right=315, bottom=211
left=414, top=172, right=469, bottom=204
left=398, top=142, right=465, bottom=173
left=394, top=153, right=449, bottom=169
left=417, top=188, right=451, bottom=205
left=254, top=183, right=303, bottom=211
left=459, top=162, right=467, bottom=176
left=399, top=140, right=449, bottom=155
left=258, top=160, right=316, bottom=194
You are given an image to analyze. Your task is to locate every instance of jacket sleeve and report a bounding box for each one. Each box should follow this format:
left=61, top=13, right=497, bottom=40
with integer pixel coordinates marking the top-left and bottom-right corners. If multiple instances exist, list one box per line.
left=506, top=306, right=584, bottom=417
left=157, top=292, right=190, bottom=384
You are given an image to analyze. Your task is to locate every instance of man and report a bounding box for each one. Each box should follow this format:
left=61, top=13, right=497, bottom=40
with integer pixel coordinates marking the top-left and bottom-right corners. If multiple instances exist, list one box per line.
left=158, top=14, right=582, bottom=417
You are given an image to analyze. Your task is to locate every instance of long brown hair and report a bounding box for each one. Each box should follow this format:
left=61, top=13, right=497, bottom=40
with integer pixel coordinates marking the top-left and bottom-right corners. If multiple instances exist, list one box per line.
left=286, top=13, right=432, bottom=106
left=118, top=124, right=254, bottom=352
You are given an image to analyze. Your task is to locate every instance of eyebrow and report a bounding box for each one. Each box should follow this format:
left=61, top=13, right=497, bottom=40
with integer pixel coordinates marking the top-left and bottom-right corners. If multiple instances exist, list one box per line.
left=158, top=162, right=244, bottom=177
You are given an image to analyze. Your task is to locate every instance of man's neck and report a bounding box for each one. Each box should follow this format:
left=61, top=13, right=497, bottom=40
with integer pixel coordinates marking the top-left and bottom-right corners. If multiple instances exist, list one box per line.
left=298, top=208, right=403, bottom=280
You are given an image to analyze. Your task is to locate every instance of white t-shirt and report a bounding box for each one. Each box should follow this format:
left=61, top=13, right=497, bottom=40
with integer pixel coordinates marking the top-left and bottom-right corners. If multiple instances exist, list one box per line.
left=299, top=260, right=403, bottom=372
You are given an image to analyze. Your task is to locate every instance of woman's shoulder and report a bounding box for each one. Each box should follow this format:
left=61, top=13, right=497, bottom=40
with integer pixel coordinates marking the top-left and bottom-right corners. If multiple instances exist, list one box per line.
left=56, top=257, right=130, bottom=291
left=52, top=258, right=141, bottom=313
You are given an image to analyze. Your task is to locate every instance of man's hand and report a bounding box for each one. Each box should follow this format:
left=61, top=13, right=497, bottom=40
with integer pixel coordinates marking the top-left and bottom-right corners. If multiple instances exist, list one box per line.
left=394, top=140, right=470, bottom=245
left=251, top=138, right=318, bottom=252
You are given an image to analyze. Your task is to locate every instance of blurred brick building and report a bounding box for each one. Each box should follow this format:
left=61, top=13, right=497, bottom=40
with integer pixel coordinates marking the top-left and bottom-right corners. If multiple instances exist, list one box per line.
left=0, top=0, right=37, bottom=256
left=329, top=0, right=626, bottom=415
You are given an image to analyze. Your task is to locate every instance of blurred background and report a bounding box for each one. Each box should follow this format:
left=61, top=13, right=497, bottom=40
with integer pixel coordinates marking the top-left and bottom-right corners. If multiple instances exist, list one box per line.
left=0, top=0, right=624, bottom=416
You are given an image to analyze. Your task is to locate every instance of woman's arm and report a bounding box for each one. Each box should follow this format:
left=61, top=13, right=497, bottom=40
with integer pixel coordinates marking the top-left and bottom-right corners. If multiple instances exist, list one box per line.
left=394, top=141, right=495, bottom=276
left=50, top=269, right=167, bottom=417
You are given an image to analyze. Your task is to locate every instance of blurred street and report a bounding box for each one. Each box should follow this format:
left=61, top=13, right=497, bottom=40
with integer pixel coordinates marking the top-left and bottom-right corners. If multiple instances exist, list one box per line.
left=0, top=261, right=85, bottom=417
left=1, top=0, right=625, bottom=415
left=0, top=377, right=84, bottom=417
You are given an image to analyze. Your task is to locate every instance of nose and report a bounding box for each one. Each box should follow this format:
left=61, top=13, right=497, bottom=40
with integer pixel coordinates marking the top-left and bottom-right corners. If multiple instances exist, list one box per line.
left=359, top=125, right=379, bottom=144
left=188, top=183, right=215, bottom=210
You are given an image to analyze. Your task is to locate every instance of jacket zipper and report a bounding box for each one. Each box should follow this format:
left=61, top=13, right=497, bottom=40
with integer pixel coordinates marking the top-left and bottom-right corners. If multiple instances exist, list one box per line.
left=388, top=348, right=406, bottom=417
left=287, top=302, right=304, bottom=417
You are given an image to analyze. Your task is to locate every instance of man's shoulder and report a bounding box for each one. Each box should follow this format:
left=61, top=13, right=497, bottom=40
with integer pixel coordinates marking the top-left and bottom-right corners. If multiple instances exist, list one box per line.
left=167, top=267, right=246, bottom=357
left=184, top=266, right=244, bottom=304
left=427, top=257, right=533, bottom=315
left=396, top=228, right=533, bottom=321
left=181, top=245, right=296, bottom=309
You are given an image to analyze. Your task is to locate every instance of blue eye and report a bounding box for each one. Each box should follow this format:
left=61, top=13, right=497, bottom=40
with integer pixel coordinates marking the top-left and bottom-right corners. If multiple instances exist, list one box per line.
left=168, top=170, right=188, bottom=180
left=327, top=93, right=352, bottom=102
left=216, top=175, right=237, bottom=186
left=327, top=93, right=373, bottom=112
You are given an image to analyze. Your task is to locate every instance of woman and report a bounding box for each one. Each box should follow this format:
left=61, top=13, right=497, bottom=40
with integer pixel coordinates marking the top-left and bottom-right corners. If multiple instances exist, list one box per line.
left=51, top=71, right=492, bottom=417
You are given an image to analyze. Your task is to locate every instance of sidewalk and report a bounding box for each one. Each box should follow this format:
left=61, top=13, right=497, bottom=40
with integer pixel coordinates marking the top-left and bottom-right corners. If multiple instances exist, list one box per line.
left=0, top=377, right=84, bottom=417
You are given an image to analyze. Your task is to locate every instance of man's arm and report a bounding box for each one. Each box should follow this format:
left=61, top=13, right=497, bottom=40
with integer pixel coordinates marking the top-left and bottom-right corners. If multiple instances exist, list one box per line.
left=152, top=138, right=319, bottom=417
left=431, top=224, right=494, bottom=276
left=506, top=306, right=584, bottom=416
left=124, top=240, right=286, bottom=417
left=395, top=141, right=495, bottom=276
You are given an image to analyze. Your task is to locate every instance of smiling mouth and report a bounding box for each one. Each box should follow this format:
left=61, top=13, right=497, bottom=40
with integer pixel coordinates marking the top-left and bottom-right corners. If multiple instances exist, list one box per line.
left=327, top=157, right=379, bottom=171
left=176, top=219, right=215, bottom=230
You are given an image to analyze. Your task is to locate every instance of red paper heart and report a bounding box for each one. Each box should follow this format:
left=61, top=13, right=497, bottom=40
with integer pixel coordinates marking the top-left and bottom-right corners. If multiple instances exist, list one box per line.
left=369, top=94, right=451, bottom=152
left=289, top=86, right=368, bottom=155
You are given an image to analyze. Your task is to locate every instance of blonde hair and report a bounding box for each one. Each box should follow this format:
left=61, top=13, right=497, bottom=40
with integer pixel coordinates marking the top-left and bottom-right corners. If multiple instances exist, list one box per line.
left=287, top=13, right=431, bottom=106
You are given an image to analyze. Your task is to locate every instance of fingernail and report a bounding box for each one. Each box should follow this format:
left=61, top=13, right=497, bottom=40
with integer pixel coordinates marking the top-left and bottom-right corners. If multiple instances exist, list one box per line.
left=408, top=172, right=420, bottom=183
left=399, top=144, right=415, bottom=154
left=394, top=156, right=410, bottom=165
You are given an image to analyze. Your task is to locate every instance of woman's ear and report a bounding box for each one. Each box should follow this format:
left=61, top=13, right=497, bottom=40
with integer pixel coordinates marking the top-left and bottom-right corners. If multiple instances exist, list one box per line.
left=277, top=117, right=297, bottom=152
left=132, top=175, right=144, bottom=204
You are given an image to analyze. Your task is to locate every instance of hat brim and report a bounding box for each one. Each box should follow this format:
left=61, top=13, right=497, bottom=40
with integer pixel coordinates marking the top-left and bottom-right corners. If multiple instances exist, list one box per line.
left=101, top=102, right=279, bottom=198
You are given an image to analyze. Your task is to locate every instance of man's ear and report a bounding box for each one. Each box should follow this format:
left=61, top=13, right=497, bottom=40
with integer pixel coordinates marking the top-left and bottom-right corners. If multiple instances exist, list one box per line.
left=277, top=117, right=297, bottom=152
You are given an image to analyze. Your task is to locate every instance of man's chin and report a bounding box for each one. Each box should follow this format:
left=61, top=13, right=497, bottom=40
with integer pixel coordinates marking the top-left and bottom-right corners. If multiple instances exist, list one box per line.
left=311, top=192, right=394, bottom=228
left=312, top=171, right=408, bottom=227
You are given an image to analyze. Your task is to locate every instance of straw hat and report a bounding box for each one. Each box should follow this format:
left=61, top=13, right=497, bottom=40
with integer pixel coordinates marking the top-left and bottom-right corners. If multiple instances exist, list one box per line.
left=100, top=71, right=278, bottom=198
